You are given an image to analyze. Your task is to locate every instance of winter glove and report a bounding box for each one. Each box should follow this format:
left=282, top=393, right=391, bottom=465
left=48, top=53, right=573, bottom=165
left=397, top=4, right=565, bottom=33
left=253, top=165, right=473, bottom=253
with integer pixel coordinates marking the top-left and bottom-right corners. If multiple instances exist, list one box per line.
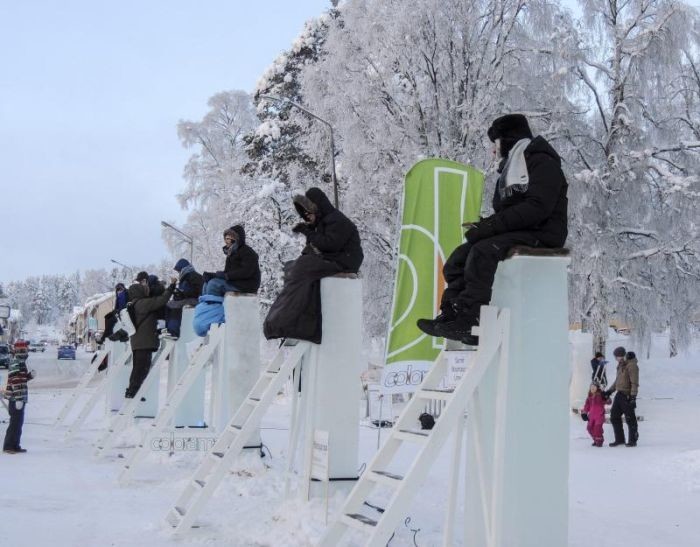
left=215, top=271, right=227, bottom=280
left=292, top=222, right=312, bottom=235
left=15, top=401, right=24, bottom=410
left=603, top=389, right=614, bottom=399
left=628, top=396, right=636, bottom=410
left=581, top=412, right=589, bottom=422
left=202, top=271, right=214, bottom=283
left=465, top=216, right=503, bottom=244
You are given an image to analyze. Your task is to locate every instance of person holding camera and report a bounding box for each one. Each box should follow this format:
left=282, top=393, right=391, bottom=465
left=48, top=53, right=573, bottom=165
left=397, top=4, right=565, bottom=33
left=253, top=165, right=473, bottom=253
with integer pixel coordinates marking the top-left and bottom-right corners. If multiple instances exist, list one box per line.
left=124, top=273, right=175, bottom=398
left=604, top=347, right=640, bottom=447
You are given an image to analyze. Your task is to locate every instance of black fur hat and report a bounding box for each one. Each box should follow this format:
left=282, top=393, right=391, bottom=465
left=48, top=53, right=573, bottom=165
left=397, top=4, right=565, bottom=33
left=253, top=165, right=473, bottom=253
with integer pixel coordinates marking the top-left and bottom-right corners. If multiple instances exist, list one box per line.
left=487, top=114, right=533, bottom=142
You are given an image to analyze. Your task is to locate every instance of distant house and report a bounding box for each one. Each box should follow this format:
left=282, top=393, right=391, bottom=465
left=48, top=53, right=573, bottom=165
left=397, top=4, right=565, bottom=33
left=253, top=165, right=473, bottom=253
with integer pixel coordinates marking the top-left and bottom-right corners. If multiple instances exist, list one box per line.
left=69, top=292, right=115, bottom=350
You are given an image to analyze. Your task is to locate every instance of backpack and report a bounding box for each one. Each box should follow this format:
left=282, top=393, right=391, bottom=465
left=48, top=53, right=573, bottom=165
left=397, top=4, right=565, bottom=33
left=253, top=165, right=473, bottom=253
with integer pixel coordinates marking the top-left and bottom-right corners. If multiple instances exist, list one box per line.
left=117, top=301, right=147, bottom=337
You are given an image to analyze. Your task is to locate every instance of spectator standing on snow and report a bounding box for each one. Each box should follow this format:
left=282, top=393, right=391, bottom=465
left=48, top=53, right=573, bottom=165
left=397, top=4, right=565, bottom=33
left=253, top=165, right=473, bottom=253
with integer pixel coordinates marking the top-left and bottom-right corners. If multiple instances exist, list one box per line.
left=202, top=225, right=261, bottom=297
left=605, top=347, right=640, bottom=447
left=417, top=113, right=568, bottom=345
left=581, top=383, right=608, bottom=447
left=125, top=273, right=175, bottom=398
left=3, top=341, right=34, bottom=454
left=263, top=187, right=364, bottom=344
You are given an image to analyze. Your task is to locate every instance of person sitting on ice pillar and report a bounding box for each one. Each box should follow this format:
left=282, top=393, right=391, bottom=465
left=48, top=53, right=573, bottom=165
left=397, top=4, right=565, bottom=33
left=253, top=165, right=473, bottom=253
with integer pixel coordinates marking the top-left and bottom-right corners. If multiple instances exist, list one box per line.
left=263, top=187, right=364, bottom=344
left=417, top=113, right=568, bottom=345
left=202, top=225, right=261, bottom=296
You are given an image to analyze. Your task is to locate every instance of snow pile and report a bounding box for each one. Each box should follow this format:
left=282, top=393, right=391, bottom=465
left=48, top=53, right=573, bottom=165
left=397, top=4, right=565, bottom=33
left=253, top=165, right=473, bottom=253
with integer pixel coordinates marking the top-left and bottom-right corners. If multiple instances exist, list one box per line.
left=3, top=335, right=699, bottom=546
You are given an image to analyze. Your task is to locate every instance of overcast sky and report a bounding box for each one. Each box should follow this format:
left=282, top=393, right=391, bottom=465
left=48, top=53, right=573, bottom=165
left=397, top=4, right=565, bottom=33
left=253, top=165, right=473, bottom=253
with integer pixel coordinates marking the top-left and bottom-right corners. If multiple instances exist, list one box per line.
left=0, top=0, right=330, bottom=283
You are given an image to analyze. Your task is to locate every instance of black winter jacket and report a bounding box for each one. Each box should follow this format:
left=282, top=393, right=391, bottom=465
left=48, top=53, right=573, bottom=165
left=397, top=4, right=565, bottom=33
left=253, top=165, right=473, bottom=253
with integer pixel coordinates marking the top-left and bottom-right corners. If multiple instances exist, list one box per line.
left=127, top=283, right=174, bottom=351
left=293, top=187, right=364, bottom=273
left=468, top=136, right=568, bottom=247
left=223, top=225, right=261, bottom=293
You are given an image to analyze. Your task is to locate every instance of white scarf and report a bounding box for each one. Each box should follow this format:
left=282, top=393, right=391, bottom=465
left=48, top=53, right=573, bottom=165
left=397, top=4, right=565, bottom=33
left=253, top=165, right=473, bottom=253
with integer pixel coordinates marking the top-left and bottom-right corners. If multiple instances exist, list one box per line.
left=498, top=138, right=531, bottom=199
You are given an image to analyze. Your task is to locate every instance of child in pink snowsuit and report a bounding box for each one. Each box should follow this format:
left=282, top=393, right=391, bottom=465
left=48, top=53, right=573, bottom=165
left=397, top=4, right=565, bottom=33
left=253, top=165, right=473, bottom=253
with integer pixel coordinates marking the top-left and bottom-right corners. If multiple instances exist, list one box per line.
left=582, top=383, right=607, bottom=447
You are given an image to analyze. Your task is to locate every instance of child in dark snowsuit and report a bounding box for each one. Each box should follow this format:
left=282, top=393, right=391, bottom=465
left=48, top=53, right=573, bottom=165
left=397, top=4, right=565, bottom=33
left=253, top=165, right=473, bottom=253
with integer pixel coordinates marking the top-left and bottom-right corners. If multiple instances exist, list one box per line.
left=581, top=383, right=607, bottom=447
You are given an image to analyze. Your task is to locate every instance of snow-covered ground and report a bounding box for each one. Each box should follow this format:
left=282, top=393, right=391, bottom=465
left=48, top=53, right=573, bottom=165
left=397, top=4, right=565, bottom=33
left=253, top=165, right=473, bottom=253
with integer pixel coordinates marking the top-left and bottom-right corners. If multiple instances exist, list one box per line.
left=1, top=337, right=699, bottom=546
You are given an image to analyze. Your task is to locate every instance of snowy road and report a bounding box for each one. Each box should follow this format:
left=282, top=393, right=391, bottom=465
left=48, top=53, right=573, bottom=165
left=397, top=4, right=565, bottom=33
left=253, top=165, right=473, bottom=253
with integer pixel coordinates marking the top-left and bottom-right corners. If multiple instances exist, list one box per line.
left=1, top=341, right=699, bottom=546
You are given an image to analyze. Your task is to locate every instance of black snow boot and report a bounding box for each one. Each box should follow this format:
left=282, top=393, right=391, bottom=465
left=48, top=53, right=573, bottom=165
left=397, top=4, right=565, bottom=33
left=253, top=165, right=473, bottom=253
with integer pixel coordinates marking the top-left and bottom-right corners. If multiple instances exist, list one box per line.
left=609, top=440, right=626, bottom=447
left=433, top=310, right=479, bottom=346
left=416, top=306, right=457, bottom=337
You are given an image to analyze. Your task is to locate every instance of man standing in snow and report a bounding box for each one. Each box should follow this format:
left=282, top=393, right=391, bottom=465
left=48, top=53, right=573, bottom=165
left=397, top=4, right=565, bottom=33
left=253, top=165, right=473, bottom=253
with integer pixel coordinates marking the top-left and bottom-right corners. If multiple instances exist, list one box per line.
left=605, top=347, right=640, bottom=447
left=3, top=341, right=34, bottom=454
left=125, top=274, right=175, bottom=398
left=417, top=114, right=568, bottom=344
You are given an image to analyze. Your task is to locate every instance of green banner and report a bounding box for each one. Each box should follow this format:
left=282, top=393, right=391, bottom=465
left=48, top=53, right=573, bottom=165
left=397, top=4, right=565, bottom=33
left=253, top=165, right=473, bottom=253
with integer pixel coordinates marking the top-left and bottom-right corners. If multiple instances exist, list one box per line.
left=383, top=159, right=484, bottom=385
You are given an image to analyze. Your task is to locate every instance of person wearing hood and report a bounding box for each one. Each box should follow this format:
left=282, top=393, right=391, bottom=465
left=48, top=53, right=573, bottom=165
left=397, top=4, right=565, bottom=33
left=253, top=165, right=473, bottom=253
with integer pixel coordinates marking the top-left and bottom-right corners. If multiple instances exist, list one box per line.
left=163, top=258, right=204, bottom=338
left=604, top=347, right=640, bottom=447
left=202, top=225, right=261, bottom=297
left=125, top=275, right=175, bottom=398
left=263, top=187, right=364, bottom=344
left=290, top=186, right=364, bottom=273
left=417, top=113, right=568, bottom=345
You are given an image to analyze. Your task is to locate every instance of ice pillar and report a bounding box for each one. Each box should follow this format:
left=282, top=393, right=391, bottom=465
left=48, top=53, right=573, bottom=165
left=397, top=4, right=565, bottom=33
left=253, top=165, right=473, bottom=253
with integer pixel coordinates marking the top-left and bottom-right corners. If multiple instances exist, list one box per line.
left=465, top=254, right=570, bottom=547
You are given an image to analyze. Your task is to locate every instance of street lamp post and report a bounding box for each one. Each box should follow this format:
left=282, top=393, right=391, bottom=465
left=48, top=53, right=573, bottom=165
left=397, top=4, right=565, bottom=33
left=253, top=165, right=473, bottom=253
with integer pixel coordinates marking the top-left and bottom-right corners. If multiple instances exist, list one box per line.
left=110, top=259, right=134, bottom=276
left=161, top=221, right=194, bottom=263
left=258, top=94, right=339, bottom=208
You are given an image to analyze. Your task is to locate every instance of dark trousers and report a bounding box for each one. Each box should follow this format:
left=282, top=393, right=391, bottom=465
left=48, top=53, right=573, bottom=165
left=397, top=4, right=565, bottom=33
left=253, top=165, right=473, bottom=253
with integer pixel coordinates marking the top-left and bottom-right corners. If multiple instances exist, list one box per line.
left=441, top=232, right=540, bottom=314
left=127, top=349, right=153, bottom=397
left=610, top=392, right=638, bottom=443
left=3, top=400, right=26, bottom=450
left=165, top=298, right=198, bottom=337
left=263, top=254, right=342, bottom=344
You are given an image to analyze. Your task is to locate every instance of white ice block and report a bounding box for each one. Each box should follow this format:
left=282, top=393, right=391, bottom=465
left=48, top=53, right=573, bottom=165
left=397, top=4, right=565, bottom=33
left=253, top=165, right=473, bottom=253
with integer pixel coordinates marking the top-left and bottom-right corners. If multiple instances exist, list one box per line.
left=569, top=330, right=594, bottom=410
left=303, top=277, right=363, bottom=497
left=135, top=348, right=160, bottom=418
left=106, top=341, right=131, bottom=412
left=169, top=306, right=206, bottom=427
left=464, top=255, right=570, bottom=547
left=212, top=293, right=261, bottom=445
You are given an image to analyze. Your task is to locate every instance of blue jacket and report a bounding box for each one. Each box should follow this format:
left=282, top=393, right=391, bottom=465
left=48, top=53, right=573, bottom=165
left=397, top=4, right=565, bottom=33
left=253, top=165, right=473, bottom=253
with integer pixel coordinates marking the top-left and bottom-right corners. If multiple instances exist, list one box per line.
left=193, top=295, right=225, bottom=336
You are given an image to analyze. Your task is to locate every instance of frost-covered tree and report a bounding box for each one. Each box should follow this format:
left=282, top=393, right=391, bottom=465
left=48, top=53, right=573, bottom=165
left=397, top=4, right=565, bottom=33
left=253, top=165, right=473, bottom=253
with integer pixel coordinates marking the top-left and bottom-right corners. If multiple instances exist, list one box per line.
left=244, top=11, right=338, bottom=188
left=568, top=0, right=700, bottom=353
left=173, top=90, right=302, bottom=301
left=298, top=0, right=581, bottom=336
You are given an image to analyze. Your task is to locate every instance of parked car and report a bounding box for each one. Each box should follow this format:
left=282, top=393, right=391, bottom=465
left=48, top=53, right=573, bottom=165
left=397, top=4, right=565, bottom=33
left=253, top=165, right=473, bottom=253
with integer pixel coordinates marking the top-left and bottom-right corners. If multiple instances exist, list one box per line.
left=29, top=341, right=46, bottom=352
left=57, top=345, right=76, bottom=360
left=0, top=344, right=10, bottom=368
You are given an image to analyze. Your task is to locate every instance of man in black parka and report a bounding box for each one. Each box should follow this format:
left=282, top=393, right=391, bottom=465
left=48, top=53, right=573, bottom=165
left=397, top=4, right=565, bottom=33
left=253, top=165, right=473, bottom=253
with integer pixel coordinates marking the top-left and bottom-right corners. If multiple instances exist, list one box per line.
left=417, top=114, right=568, bottom=344
left=202, top=225, right=261, bottom=296
left=264, top=187, right=363, bottom=343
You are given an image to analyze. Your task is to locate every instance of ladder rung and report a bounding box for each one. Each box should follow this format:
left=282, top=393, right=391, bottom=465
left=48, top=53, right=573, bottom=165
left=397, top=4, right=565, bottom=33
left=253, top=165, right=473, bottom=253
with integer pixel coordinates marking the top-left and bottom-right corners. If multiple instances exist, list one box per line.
left=342, top=513, right=377, bottom=531
left=369, top=470, right=403, bottom=487
left=212, top=451, right=225, bottom=459
left=394, top=429, right=430, bottom=443
left=175, top=506, right=186, bottom=516
left=417, top=388, right=454, bottom=401
left=230, top=424, right=242, bottom=430
left=194, top=479, right=205, bottom=489
left=166, top=509, right=181, bottom=527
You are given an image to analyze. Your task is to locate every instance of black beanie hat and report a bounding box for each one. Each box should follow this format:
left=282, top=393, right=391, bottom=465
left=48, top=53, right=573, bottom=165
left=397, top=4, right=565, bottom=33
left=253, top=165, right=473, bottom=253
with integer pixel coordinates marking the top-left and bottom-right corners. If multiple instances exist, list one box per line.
left=613, top=346, right=626, bottom=358
left=487, top=114, right=533, bottom=142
